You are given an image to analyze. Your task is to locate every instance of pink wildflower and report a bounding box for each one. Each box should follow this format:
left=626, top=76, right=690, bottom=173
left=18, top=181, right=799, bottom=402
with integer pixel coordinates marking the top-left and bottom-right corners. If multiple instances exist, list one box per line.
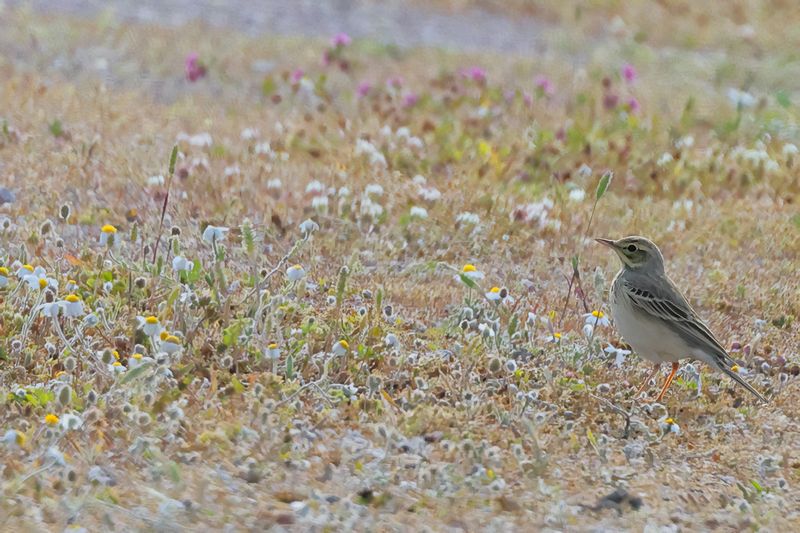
left=402, top=93, right=419, bottom=108
left=331, top=33, right=352, bottom=47
left=291, top=69, right=305, bottom=83
left=534, top=75, right=554, bottom=96
left=462, top=66, right=486, bottom=83
left=185, top=52, right=206, bottom=82
left=626, top=97, right=640, bottom=113
left=357, top=81, right=372, bottom=98
left=622, top=63, right=637, bottom=83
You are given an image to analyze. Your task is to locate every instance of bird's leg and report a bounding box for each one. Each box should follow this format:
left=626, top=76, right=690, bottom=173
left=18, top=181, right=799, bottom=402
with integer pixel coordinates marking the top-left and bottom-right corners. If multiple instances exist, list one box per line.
left=655, top=362, right=680, bottom=402
left=636, top=364, right=661, bottom=395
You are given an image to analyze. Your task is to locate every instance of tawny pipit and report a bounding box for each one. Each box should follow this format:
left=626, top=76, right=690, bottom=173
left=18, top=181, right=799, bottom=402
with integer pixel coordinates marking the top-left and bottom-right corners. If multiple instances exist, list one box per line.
left=596, top=236, right=767, bottom=403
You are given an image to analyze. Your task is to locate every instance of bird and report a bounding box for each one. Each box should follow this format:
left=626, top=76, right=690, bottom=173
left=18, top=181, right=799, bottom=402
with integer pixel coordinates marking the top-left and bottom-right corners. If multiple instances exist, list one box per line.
left=596, top=235, right=767, bottom=403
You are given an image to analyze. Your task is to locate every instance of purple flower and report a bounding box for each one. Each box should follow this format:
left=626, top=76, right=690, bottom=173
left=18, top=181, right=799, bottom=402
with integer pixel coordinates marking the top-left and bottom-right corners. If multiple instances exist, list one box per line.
left=357, top=81, right=372, bottom=98
left=332, top=33, right=352, bottom=48
left=534, top=75, right=554, bottom=96
left=386, top=76, right=404, bottom=90
left=402, top=92, right=419, bottom=108
left=185, top=52, right=206, bottom=82
left=603, top=93, right=619, bottom=110
left=626, top=97, right=640, bottom=113
left=291, top=68, right=305, bottom=83
left=523, top=92, right=533, bottom=107
left=622, top=63, right=637, bottom=83
left=462, top=66, right=486, bottom=83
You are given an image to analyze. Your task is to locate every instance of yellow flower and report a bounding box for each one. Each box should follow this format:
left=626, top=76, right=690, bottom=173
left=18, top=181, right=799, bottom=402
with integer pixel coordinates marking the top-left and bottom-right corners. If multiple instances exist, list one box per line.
left=489, top=287, right=500, bottom=293
left=164, top=335, right=181, bottom=344
left=731, top=364, right=740, bottom=373
left=0, top=266, right=8, bottom=276
left=101, top=224, right=117, bottom=234
left=145, top=316, right=159, bottom=324
left=665, top=417, right=676, bottom=425
left=45, top=414, right=60, bottom=426
left=21, top=264, right=34, bottom=272
left=339, top=340, right=349, bottom=350
left=112, top=350, right=120, bottom=360
left=64, top=294, right=80, bottom=303
left=553, top=332, right=562, bottom=339
left=112, top=361, right=122, bottom=367
left=38, top=278, right=48, bottom=289
left=268, top=343, right=278, bottom=349
left=591, top=310, right=604, bottom=318
left=131, top=353, right=143, bottom=360
left=462, top=264, right=477, bottom=273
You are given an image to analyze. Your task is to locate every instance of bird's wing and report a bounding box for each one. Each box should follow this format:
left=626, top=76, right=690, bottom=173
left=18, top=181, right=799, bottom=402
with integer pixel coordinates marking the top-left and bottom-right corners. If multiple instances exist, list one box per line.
left=621, top=274, right=767, bottom=402
left=620, top=274, right=730, bottom=360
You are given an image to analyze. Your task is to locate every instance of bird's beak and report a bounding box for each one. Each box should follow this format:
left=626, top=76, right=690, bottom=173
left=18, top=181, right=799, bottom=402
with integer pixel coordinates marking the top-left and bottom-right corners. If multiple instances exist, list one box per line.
left=595, top=238, right=615, bottom=248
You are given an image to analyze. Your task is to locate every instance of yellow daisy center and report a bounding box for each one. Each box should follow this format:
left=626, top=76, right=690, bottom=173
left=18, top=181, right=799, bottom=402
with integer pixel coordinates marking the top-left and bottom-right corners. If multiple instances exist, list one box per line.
left=113, top=350, right=120, bottom=360
left=339, top=340, right=349, bottom=349
left=112, top=361, right=122, bottom=367
left=44, top=414, right=59, bottom=426
left=145, top=316, right=159, bottom=324
left=592, top=310, right=604, bottom=318
left=101, top=224, right=117, bottom=233
left=164, top=335, right=181, bottom=344
left=38, top=278, right=48, bottom=289
left=0, top=266, right=9, bottom=276
left=489, top=287, right=500, bottom=293
left=268, top=343, right=278, bottom=349
left=731, top=364, right=740, bottom=373
left=159, top=331, right=170, bottom=341
left=665, top=418, right=676, bottom=425
left=553, top=332, right=562, bottom=339
left=22, top=264, right=34, bottom=272
left=65, top=294, right=80, bottom=303
left=462, top=264, right=476, bottom=273
left=131, top=353, right=143, bottom=360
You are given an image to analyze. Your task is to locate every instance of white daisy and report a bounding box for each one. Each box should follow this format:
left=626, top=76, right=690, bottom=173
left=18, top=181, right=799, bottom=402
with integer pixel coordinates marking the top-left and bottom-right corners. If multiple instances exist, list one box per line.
left=202, top=225, right=229, bottom=244
left=583, top=310, right=610, bottom=327
left=172, top=256, right=194, bottom=272
left=99, top=224, right=119, bottom=247
left=332, top=339, right=349, bottom=356
left=286, top=264, right=306, bottom=282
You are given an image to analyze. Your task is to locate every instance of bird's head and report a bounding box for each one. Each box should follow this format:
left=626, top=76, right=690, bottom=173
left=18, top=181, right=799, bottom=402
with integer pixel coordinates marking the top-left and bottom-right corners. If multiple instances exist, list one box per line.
left=595, top=235, right=665, bottom=273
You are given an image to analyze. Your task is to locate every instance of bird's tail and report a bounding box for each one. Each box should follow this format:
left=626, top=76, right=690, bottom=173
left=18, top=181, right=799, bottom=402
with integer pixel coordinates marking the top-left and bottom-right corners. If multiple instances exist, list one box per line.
left=720, top=365, right=768, bottom=403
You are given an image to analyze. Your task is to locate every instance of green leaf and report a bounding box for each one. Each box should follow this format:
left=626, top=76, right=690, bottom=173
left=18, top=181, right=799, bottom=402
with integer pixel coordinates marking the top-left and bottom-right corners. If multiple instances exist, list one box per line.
left=595, top=171, right=613, bottom=201
left=285, top=354, right=294, bottom=380
left=49, top=119, right=63, bottom=138
left=776, top=90, right=791, bottom=108
left=750, top=479, right=765, bottom=493
left=168, top=145, right=178, bottom=176
left=586, top=428, right=597, bottom=448
left=262, top=75, right=276, bottom=96
left=231, top=376, right=245, bottom=394
left=119, top=362, right=155, bottom=384
left=222, top=321, right=243, bottom=348
left=459, top=273, right=479, bottom=289
left=167, top=461, right=181, bottom=484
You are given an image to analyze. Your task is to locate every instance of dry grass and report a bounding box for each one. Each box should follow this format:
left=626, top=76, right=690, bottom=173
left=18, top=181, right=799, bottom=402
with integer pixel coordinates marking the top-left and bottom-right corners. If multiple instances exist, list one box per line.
left=1, top=4, right=800, bottom=531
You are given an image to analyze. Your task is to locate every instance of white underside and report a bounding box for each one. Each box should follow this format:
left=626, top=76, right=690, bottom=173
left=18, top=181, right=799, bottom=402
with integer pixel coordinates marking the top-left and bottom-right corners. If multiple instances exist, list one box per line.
left=610, top=283, right=716, bottom=367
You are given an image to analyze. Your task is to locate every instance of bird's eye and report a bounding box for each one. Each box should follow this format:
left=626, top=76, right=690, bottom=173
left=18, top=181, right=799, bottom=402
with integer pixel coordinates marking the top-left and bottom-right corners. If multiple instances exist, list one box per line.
left=626, top=244, right=637, bottom=252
